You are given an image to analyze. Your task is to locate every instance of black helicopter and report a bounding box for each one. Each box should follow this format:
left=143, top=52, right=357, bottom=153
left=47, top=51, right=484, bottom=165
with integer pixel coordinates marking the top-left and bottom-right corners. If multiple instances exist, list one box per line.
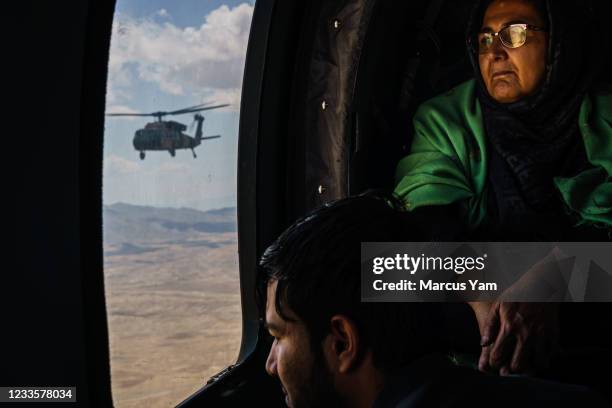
left=106, top=103, right=228, bottom=159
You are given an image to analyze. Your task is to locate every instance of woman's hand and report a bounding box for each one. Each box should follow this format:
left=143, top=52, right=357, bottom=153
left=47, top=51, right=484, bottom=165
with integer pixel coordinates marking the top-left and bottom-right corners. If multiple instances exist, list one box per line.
left=477, top=301, right=559, bottom=375
left=468, top=248, right=566, bottom=375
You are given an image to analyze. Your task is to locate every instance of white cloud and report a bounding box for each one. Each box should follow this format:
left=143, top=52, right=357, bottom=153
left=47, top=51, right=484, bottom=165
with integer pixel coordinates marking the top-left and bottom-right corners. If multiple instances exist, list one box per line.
left=156, top=9, right=171, bottom=19
left=107, top=4, right=253, bottom=110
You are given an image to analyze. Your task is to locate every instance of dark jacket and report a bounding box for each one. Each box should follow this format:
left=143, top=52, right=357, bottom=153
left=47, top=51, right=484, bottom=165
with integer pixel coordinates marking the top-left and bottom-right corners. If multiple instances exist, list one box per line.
left=373, top=353, right=608, bottom=408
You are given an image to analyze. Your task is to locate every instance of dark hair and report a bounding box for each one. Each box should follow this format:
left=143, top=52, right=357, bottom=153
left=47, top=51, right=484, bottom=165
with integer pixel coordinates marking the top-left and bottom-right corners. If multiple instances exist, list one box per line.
left=489, top=0, right=548, bottom=22
left=257, top=191, right=448, bottom=374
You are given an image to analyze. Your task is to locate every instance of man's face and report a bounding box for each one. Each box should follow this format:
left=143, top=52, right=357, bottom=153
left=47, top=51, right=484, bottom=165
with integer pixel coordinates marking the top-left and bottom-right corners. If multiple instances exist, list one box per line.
left=478, top=0, right=548, bottom=103
left=264, top=281, right=343, bottom=408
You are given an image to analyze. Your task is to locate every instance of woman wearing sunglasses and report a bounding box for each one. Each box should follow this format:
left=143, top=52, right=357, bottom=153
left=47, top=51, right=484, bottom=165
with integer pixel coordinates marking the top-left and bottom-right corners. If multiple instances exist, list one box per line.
left=393, top=0, right=611, bottom=393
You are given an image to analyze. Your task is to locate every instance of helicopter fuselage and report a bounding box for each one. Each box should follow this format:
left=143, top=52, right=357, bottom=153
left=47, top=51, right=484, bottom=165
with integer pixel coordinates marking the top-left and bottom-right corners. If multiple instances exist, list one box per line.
left=133, top=128, right=200, bottom=152
left=132, top=118, right=209, bottom=159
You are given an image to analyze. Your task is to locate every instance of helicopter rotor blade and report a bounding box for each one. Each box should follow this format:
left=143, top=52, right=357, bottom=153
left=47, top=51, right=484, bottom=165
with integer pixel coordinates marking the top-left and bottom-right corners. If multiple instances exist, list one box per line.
left=106, top=103, right=229, bottom=118
left=105, top=113, right=157, bottom=117
left=106, top=104, right=212, bottom=118
left=165, top=103, right=215, bottom=116
left=168, top=104, right=230, bottom=116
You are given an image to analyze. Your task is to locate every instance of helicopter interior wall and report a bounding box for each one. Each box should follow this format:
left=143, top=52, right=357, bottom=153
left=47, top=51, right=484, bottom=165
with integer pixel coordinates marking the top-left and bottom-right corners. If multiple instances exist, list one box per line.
left=4, top=0, right=115, bottom=406
left=293, top=0, right=477, bottom=214
left=350, top=0, right=476, bottom=195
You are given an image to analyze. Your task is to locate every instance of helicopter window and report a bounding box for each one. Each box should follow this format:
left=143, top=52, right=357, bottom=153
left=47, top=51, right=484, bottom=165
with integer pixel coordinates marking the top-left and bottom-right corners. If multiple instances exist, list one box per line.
left=102, top=1, right=254, bottom=406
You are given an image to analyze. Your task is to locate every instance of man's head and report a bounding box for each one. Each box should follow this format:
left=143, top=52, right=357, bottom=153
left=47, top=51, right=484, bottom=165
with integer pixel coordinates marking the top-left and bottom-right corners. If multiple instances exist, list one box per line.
left=263, top=279, right=349, bottom=408
left=477, top=0, right=548, bottom=103
left=257, top=193, right=446, bottom=408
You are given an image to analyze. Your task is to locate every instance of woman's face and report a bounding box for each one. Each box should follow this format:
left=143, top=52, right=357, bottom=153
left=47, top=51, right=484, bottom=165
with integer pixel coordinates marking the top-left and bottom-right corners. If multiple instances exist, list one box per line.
left=478, top=0, right=548, bottom=103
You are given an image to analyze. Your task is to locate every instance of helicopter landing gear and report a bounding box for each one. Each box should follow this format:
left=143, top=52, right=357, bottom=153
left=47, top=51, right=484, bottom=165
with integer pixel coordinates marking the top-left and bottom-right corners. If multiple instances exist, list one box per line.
left=169, top=148, right=176, bottom=157
left=139, top=151, right=145, bottom=160
left=191, top=149, right=197, bottom=159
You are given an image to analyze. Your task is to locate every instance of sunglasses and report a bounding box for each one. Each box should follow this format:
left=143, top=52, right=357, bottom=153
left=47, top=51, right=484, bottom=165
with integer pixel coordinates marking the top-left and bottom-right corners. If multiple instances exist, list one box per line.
left=477, top=23, right=546, bottom=53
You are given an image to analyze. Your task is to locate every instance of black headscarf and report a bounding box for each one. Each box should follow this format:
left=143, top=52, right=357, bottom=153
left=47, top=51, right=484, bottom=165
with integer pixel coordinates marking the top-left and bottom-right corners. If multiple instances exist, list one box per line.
left=465, top=0, right=602, bottom=233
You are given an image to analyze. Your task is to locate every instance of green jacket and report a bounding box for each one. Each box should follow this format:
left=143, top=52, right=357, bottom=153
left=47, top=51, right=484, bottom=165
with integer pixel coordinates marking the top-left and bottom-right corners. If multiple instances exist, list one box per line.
left=394, top=79, right=612, bottom=229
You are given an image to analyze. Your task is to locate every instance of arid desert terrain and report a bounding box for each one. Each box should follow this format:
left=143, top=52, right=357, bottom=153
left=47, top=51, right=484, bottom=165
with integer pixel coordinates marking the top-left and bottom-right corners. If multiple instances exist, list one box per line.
left=103, top=203, right=242, bottom=407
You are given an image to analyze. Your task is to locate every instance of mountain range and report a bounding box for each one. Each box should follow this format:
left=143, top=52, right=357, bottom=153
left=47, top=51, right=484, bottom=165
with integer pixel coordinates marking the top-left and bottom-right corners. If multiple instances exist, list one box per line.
left=103, top=202, right=237, bottom=247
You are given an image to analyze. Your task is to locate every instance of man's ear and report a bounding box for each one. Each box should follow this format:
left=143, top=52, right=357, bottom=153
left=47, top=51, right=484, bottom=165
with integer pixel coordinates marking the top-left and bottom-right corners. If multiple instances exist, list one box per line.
left=326, top=315, right=361, bottom=374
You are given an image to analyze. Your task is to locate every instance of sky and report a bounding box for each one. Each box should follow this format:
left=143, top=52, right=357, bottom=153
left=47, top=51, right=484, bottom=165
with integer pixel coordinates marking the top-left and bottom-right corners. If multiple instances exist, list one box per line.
left=103, top=0, right=255, bottom=211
